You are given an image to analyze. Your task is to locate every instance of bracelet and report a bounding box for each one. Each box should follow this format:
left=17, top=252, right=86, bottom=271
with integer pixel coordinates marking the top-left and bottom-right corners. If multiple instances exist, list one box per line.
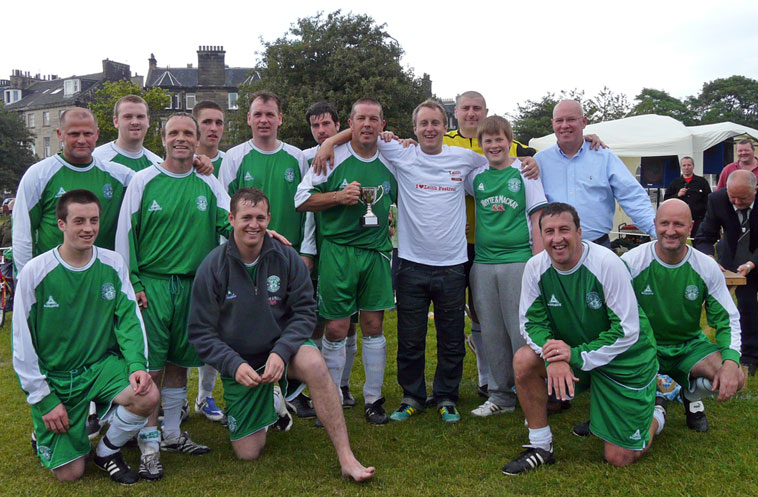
left=333, top=191, right=338, bottom=203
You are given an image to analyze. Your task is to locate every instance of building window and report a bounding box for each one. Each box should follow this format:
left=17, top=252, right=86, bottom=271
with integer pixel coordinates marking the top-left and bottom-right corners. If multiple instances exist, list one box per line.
left=186, top=94, right=196, bottom=110
left=27, top=113, right=35, bottom=128
left=43, top=111, right=50, bottom=126
left=165, top=93, right=173, bottom=110
left=63, top=79, right=81, bottom=97
left=228, top=92, right=238, bottom=110
left=43, top=137, right=51, bottom=158
left=4, top=89, right=21, bottom=104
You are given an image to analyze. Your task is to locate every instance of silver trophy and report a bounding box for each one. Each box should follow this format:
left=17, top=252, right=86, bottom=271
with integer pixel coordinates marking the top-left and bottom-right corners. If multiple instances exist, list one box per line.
left=358, top=185, right=384, bottom=228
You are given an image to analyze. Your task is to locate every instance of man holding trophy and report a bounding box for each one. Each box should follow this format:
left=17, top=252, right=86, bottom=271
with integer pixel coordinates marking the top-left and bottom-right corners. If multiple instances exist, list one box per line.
left=295, top=98, right=398, bottom=425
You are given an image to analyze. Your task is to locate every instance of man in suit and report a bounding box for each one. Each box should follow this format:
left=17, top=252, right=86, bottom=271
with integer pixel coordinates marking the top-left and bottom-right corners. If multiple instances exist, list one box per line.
left=695, top=169, right=758, bottom=374
left=664, top=156, right=711, bottom=237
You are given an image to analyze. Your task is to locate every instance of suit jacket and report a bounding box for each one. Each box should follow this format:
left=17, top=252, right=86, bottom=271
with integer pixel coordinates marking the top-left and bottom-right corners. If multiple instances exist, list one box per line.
left=694, top=188, right=758, bottom=272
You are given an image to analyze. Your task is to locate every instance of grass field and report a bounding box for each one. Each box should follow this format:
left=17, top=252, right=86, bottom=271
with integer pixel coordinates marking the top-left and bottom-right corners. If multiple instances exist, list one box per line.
left=1, top=310, right=757, bottom=497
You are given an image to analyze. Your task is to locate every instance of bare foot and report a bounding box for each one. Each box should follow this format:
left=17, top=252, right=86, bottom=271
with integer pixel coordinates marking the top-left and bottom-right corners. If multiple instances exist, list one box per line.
left=341, top=460, right=375, bottom=482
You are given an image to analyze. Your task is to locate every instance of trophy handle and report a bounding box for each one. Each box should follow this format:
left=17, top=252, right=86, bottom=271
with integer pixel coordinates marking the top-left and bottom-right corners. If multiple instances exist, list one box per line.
left=374, top=185, right=384, bottom=204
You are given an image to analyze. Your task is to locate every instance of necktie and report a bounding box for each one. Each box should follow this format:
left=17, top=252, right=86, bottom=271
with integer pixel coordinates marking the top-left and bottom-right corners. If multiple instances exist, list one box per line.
left=735, top=208, right=752, bottom=266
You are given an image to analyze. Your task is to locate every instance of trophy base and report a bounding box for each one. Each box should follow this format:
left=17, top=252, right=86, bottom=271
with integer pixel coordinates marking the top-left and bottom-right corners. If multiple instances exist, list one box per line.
left=361, top=217, right=380, bottom=228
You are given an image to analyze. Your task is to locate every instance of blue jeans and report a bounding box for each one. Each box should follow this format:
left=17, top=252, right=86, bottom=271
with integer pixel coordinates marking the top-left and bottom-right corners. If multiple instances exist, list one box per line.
left=395, top=259, right=466, bottom=406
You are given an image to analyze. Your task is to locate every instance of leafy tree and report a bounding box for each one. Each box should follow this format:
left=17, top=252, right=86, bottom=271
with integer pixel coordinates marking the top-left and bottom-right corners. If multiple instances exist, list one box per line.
left=629, top=88, right=695, bottom=124
left=88, top=80, right=170, bottom=153
left=690, top=75, right=758, bottom=128
left=584, top=86, right=630, bottom=123
left=230, top=10, right=430, bottom=148
left=0, top=103, right=36, bottom=192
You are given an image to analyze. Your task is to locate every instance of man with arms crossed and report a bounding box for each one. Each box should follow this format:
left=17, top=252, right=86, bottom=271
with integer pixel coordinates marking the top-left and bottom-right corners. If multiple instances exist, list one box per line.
left=504, top=202, right=664, bottom=474
left=13, top=190, right=158, bottom=484
left=296, top=98, right=398, bottom=425
left=188, top=187, right=374, bottom=481
left=116, top=113, right=231, bottom=479
left=664, top=157, right=711, bottom=238
left=93, top=95, right=162, bottom=172
left=537, top=100, right=655, bottom=247
left=621, top=199, right=743, bottom=432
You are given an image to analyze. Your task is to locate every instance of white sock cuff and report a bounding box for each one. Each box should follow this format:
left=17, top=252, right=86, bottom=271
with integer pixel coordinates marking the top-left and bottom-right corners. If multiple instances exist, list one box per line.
left=362, top=334, right=386, bottom=348
left=322, top=337, right=347, bottom=350
left=653, top=407, right=666, bottom=435
left=528, top=425, right=553, bottom=450
left=114, top=405, right=147, bottom=426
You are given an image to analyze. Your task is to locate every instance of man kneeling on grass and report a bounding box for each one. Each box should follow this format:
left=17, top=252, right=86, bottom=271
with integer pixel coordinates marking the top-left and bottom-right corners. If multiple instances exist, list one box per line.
left=503, top=202, right=665, bottom=475
left=13, top=190, right=158, bottom=485
left=187, top=187, right=374, bottom=481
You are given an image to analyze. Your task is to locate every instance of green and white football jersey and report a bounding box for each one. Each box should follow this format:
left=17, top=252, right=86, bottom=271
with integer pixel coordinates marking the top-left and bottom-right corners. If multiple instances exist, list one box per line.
left=211, top=151, right=225, bottom=178
left=12, top=154, right=134, bottom=273
left=115, top=164, right=231, bottom=293
left=93, top=141, right=162, bottom=172
left=296, top=143, right=397, bottom=251
left=622, top=241, right=741, bottom=364
left=464, top=160, right=547, bottom=264
left=219, top=140, right=308, bottom=250
left=520, top=241, right=658, bottom=387
left=12, top=247, right=147, bottom=413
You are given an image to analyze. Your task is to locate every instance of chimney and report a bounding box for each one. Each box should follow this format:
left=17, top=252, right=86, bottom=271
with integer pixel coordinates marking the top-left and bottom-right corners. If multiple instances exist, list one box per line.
left=197, top=45, right=226, bottom=87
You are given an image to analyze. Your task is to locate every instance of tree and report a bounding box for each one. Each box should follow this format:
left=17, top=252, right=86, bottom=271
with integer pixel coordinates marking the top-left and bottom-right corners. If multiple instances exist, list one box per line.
left=88, top=80, right=170, bottom=153
left=584, top=86, right=630, bottom=123
left=690, top=75, right=758, bottom=128
left=230, top=10, right=429, bottom=148
left=629, top=88, right=695, bottom=124
left=0, top=103, right=37, bottom=192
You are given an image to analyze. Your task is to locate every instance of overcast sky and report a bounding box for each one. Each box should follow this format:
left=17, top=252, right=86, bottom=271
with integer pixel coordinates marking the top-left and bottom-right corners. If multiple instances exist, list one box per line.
left=5, top=0, right=758, bottom=118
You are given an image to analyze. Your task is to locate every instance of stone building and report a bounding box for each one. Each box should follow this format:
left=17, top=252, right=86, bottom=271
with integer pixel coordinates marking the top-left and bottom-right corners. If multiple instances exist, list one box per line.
left=3, top=60, right=140, bottom=158
left=145, top=46, right=257, bottom=119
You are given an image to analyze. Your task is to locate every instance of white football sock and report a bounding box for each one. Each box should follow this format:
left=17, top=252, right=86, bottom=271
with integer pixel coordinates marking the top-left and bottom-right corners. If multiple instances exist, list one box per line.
left=362, top=334, right=387, bottom=404
left=161, top=386, right=187, bottom=440
left=341, top=334, right=358, bottom=387
left=138, top=426, right=160, bottom=455
left=96, top=406, right=147, bottom=457
left=528, top=425, right=553, bottom=451
left=321, top=338, right=346, bottom=403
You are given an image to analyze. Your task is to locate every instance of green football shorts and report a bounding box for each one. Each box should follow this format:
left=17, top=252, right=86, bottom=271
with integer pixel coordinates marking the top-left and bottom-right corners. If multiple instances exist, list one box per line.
left=574, top=368, right=656, bottom=451
left=32, top=354, right=131, bottom=469
left=317, top=239, right=393, bottom=320
left=141, top=274, right=202, bottom=370
left=657, top=334, right=720, bottom=390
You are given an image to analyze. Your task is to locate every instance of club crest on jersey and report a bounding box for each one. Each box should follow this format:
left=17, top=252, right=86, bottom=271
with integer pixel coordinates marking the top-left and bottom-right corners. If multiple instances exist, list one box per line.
left=508, top=178, right=522, bottom=193
left=38, top=445, right=52, bottom=461
left=586, top=292, right=602, bottom=310
left=477, top=182, right=485, bottom=191
left=284, top=168, right=295, bottom=183
left=227, top=415, right=238, bottom=432
left=102, top=183, right=113, bottom=200
left=101, top=283, right=116, bottom=301
left=54, top=187, right=66, bottom=198
left=148, top=200, right=162, bottom=212
left=244, top=172, right=254, bottom=182
left=684, top=285, right=699, bottom=301
left=267, top=275, right=280, bottom=293
left=196, top=195, right=208, bottom=212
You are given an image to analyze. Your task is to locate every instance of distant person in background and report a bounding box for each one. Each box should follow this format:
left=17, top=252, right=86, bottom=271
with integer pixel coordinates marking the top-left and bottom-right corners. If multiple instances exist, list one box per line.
left=664, top=156, right=711, bottom=236
left=193, top=101, right=226, bottom=177
left=716, top=139, right=758, bottom=190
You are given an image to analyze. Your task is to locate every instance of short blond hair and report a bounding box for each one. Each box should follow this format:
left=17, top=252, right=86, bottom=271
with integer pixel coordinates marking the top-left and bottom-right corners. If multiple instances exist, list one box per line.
left=412, top=99, right=447, bottom=127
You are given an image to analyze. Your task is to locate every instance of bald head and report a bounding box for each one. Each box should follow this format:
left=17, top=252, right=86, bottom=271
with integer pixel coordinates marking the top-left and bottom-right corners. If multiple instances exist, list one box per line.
left=657, top=199, right=692, bottom=224
left=727, top=169, right=757, bottom=210
left=553, top=100, right=584, bottom=119
left=727, top=169, right=757, bottom=190
left=59, top=107, right=97, bottom=130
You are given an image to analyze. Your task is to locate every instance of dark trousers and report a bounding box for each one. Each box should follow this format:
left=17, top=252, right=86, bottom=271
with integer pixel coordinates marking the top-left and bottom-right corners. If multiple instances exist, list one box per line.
left=736, top=274, right=758, bottom=363
left=396, top=258, right=466, bottom=406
